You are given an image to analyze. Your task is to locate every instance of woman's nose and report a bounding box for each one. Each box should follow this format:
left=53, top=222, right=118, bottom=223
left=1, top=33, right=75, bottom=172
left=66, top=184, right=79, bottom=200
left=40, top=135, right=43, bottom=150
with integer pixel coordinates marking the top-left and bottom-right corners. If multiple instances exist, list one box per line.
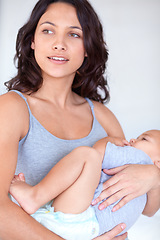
left=53, top=44, right=66, bottom=51
left=52, top=37, right=67, bottom=51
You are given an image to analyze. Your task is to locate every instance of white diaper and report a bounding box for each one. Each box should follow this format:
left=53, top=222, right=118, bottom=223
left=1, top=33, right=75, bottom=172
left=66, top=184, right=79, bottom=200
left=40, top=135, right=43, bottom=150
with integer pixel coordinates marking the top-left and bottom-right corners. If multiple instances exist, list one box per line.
left=32, top=204, right=99, bottom=240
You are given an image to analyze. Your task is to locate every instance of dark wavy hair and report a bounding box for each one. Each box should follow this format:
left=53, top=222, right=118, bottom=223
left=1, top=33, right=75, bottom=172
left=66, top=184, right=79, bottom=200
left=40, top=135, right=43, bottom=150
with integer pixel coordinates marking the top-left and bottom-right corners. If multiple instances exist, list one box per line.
left=5, top=0, right=110, bottom=103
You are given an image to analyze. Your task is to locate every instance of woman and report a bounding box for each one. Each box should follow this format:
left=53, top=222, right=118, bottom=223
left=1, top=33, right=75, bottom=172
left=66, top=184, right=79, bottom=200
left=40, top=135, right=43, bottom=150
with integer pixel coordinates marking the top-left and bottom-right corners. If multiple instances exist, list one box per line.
left=0, top=0, right=159, bottom=239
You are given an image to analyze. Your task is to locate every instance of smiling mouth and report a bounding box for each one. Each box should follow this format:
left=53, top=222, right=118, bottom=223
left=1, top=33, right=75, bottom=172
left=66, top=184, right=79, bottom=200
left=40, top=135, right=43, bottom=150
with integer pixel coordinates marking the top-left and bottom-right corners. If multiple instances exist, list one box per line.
left=48, top=57, right=69, bottom=61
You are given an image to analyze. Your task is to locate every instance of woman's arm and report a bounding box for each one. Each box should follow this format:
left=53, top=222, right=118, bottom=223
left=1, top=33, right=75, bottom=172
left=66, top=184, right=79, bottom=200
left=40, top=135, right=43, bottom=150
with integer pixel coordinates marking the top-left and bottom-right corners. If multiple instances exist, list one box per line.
left=0, top=198, right=64, bottom=240
left=93, top=102, right=160, bottom=215
left=143, top=184, right=160, bottom=217
left=142, top=163, right=160, bottom=216
left=93, top=101, right=125, bottom=139
left=0, top=93, right=64, bottom=240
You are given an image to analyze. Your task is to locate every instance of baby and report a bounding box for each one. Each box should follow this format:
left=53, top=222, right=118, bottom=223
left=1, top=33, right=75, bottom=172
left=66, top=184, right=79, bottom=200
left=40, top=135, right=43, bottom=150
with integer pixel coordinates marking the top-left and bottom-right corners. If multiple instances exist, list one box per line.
left=9, top=130, right=160, bottom=239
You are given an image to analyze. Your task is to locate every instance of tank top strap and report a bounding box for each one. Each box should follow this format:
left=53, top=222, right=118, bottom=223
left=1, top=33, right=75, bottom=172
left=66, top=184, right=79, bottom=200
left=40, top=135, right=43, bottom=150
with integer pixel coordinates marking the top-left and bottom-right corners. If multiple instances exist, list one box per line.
left=10, top=90, right=32, bottom=115
left=85, top=98, right=95, bottom=117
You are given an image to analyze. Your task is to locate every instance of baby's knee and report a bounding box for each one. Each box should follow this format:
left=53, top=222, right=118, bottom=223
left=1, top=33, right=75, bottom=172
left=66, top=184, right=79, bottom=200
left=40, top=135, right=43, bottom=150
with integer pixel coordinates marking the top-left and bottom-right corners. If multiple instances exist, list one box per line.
left=73, top=146, right=101, bottom=163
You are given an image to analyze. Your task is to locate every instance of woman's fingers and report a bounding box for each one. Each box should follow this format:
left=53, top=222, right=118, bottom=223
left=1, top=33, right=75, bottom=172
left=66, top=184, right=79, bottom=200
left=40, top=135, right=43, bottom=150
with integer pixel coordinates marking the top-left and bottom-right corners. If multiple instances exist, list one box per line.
left=92, top=173, right=132, bottom=208
left=112, top=193, right=136, bottom=212
left=93, top=164, right=160, bottom=218
left=93, top=223, right=127, bottom=240
left=114, top=232, right=128, bottom=240
left=102, top=166, right=129, bottom=190
left=96, top=189, right=130, bottom=210
left=93, top=165, right=145, bottom=210
left=92, top=185, right=125, bottom=207
left=103, top=165, right=129, bottom=177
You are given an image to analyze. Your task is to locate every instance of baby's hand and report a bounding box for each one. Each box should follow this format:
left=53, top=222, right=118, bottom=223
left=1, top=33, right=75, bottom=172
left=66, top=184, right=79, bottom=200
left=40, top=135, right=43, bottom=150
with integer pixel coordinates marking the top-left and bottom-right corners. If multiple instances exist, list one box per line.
left=122, top=139, right=130, bottom=146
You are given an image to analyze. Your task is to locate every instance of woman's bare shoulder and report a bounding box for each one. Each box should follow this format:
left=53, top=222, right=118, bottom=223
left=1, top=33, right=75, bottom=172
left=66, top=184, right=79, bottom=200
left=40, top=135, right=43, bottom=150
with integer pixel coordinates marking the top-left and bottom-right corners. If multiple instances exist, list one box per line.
left=0, top=91, right=29, bottom=139
left=92, top=100, right=116, bottom=121
left=92, top=100, right=111, bottom=113
left=0, top=91, right=29, bottom=115
left=92, top=100, right=125, bottom=138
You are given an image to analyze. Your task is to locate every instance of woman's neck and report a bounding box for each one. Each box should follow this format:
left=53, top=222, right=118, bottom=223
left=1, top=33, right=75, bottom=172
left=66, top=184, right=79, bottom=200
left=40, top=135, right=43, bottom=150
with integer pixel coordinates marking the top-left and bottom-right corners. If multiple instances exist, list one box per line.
left=31, top=75, right=79, bottom=108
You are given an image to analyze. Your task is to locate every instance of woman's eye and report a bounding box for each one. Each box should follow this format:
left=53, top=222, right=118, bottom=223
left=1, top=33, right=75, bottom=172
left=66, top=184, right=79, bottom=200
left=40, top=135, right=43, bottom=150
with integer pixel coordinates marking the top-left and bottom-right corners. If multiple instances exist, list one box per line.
left=69, top=33, right=80, bottom=38
left=142, top=138, right=147, bottom=141
left=42, top=29, right=53, bottom=34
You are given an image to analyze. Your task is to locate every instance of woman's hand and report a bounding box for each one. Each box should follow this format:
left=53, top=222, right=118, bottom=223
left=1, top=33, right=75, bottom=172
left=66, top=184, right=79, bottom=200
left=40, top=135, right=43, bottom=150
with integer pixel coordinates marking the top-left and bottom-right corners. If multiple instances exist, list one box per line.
left=92, top=164, right=160, bottom=212
left=93, top=223, right=127, bottom=240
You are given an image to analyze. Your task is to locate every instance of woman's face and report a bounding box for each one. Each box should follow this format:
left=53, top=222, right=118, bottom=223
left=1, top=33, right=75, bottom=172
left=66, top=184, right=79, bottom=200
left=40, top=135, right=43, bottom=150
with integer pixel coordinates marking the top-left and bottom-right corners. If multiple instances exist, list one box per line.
left=31, top=2, right=86, bottom=82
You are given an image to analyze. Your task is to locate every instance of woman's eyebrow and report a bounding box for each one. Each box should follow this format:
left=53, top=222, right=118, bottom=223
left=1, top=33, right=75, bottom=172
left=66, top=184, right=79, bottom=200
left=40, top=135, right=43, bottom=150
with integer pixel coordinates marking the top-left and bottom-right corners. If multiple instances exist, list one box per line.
left=40, top=21, right=82, bottom=31
left=69, top=26, right=82, bottom=31
left=40, top=21, right=56, bottom=26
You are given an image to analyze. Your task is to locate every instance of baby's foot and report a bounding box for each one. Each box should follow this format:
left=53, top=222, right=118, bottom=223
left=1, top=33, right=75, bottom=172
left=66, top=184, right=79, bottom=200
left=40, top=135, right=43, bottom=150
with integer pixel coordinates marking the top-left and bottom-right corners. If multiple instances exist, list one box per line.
left=9, top=174, right=39, bottom=215
left=11, top=173, right=25, bottom=184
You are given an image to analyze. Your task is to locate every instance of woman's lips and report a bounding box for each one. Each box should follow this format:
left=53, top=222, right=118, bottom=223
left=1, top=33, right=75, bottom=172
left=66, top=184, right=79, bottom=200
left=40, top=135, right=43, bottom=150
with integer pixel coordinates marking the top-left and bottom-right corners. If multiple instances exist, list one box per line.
left=48, top=56, right=69, bottom=62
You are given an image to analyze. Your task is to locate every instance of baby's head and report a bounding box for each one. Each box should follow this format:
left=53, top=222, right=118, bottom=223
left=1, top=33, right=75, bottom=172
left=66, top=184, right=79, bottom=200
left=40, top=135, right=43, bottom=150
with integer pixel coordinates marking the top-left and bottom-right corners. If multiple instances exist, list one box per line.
left=130, top=130, right=160, bottom=168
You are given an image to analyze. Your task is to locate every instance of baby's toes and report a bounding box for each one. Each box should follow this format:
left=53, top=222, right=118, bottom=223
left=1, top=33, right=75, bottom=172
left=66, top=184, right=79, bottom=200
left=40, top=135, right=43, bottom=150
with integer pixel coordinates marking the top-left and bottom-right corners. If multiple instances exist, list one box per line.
left=11, top=175, right=21, bottom=184
left=18, top=173, right=25, bottom=182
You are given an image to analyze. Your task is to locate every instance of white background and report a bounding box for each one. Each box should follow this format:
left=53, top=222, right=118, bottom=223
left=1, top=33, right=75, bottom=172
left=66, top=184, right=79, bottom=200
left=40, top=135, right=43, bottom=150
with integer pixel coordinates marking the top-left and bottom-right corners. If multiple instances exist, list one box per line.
left=0, top=0, right=160, bottom=239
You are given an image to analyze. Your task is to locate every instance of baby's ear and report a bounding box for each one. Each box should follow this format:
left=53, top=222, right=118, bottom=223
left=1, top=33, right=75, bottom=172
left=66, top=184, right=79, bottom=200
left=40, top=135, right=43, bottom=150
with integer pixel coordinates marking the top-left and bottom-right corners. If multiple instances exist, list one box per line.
left=154, top=160, right=160, bottom=169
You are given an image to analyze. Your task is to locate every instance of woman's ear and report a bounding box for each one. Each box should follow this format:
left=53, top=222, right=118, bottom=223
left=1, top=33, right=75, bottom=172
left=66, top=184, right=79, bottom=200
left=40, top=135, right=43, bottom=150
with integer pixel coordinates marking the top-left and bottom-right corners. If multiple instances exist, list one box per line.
left=31, top=40, right=35, bottom=50
left=84, top=51, right=88, bottom=57
left=154, top=160, right=160, bottom=169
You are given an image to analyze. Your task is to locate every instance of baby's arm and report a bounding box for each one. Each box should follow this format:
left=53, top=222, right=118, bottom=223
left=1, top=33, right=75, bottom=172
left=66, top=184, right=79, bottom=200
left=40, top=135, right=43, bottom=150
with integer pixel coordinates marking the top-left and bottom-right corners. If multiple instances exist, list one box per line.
left=93, top=137, right=129, bottom=160
left=103, top=137, right=129, bottom=147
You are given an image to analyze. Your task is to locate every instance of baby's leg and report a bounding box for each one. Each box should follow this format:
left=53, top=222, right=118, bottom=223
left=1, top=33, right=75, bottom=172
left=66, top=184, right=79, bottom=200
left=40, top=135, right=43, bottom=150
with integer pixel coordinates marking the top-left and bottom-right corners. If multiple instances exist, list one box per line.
left=52, top=139, right=108, bottom=214
left=93, top=138, right=107, bottom=157
left=10, top=146, right=102, bottom=215
left=52, top=147, right=102, bottom=214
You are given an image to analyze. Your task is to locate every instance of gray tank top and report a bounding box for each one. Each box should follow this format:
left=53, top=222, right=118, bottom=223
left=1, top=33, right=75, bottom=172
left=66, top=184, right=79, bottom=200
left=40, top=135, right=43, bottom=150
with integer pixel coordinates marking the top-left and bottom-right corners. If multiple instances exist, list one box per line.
left=12, top=90, right=107, bottom=186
